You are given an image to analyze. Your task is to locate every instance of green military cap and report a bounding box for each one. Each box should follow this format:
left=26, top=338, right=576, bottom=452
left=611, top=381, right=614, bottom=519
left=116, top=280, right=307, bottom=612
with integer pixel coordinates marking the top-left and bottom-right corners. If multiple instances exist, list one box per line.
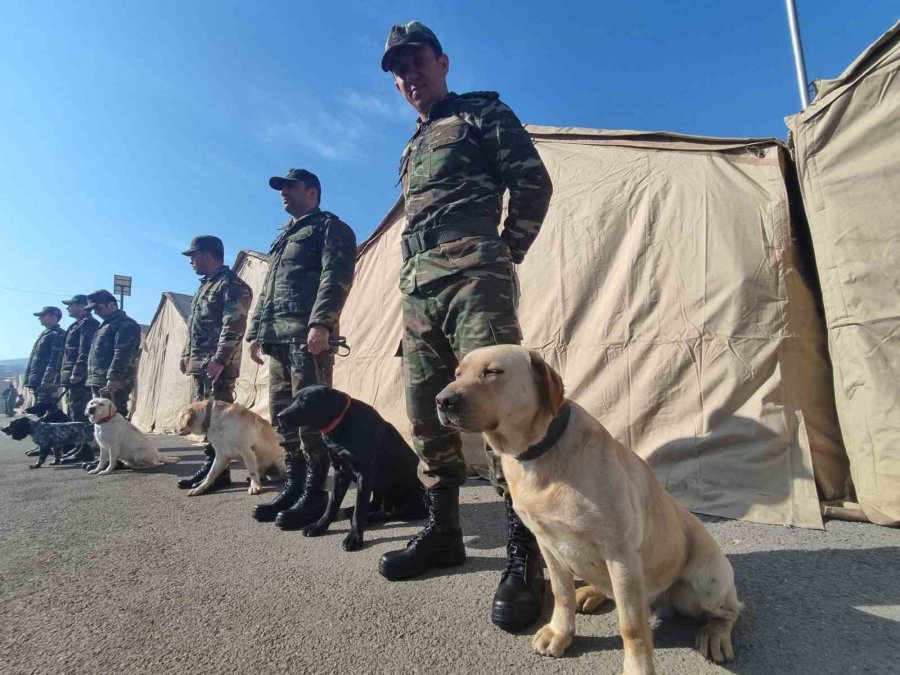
left=381, top=21, right=443, bottom=72
left=84, top=289, right=117, bottom=309
left=182, top=235, right=225, bottom=257
left=33, top=306, right=62, bottom=318
left=61, top=294, right=89, bottom=306
left=268, top=168, right=321, bottom=192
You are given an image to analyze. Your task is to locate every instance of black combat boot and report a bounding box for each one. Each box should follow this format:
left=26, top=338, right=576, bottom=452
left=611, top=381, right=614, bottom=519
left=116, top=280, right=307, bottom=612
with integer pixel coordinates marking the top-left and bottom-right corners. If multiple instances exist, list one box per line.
left=491, top=497, right=545, bottom=632
left=60, top=444, right=79, bottom=462
left=253, top=450, right=305, bottom=522
left=274, top=451, right=329, bottom=530
left=50, top=447, right=63, bottom=465
left=25, top=447, right=40, bottom=457
left=177, top=444, right=215, bottom=489
left=378, top=487, right=466, bottom=580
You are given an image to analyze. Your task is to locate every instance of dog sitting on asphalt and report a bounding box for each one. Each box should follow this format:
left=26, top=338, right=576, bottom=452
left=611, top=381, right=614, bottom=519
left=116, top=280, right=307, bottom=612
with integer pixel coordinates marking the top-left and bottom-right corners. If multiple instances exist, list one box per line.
left=177, top=400, right=286, bottom=496
left=278, top=385, right=425, bottom=551
left=86, top=397, right=180, bottom=475
left=2, top=416, right=97, bottom=469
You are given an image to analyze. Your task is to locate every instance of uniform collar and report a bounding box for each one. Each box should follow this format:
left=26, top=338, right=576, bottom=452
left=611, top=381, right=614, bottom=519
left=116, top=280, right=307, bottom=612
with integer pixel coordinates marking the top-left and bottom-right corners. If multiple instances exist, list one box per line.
left=420, top=91, right=458, bottom=125
left=286, top=207, right=322, bottom=229
left=100, top=309, right=125, bottom=326
left=201, top=265, right=230, bottom=284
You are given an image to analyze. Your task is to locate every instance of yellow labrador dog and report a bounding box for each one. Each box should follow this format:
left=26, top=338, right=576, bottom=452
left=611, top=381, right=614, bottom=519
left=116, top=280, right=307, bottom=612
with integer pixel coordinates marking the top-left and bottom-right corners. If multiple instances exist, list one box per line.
left=177, top=401, right=286, bottom=497
left=86, top=397, right=181, bottom=474
left=436, top=345, right=741, bottom=673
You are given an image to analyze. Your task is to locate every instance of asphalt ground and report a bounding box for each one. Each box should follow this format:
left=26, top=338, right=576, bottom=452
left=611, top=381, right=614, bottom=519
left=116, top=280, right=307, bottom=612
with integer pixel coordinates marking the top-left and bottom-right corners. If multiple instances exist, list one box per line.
left=1, top=414, right=898, bottom=674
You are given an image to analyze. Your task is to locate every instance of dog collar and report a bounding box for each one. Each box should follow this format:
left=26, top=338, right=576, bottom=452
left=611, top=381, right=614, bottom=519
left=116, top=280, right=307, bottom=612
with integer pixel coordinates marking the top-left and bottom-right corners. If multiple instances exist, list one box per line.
left=94, top=412, right=117, bottom=425
left=515, top=402, right=572, bottom=463
left=318, top=395, right=352, bottom=435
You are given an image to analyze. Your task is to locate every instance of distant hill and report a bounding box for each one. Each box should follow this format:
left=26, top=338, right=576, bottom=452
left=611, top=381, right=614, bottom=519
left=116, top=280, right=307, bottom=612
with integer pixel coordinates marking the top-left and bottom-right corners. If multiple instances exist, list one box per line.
left=0, top=358, right=27, bottom=381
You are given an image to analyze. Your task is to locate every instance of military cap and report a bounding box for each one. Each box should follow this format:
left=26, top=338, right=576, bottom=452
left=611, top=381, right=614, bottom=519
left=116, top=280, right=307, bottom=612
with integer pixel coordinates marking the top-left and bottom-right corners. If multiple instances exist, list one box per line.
left=61, top=294, right=89, bottom=306
left=381, top=21, right=442, bottom=72
left=268, top=168, right=321, bottom=192
left=33, top=306, right=62, bottom=318
left=182, top=235, right=225, bottom=257
left=84, top=290, right=117, bottom=309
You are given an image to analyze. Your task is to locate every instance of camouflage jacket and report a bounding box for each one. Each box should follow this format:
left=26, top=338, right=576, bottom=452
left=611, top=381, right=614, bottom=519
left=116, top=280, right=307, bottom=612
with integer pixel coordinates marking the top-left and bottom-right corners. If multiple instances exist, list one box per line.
left=24, top=325, right=66, bottom=390
left=60, top=315, right=100, bottom=384
left=247, top=207, right=356, bottom=344
left=398, top=91, right=553, bottom=293
left=181, top=265, right=252, bottom=374
left=86, top=310, right=141, bottom=388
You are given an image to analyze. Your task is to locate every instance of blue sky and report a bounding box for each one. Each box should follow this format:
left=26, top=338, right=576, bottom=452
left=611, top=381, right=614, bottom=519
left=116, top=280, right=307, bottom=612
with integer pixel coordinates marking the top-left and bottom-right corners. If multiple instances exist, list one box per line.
left=0, top=1, right=897, bottom=360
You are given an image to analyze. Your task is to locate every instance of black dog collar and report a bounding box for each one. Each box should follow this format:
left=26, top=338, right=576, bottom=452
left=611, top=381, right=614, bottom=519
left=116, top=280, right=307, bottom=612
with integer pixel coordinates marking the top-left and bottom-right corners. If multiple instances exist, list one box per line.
left=515, top=402, right=572, bottom=463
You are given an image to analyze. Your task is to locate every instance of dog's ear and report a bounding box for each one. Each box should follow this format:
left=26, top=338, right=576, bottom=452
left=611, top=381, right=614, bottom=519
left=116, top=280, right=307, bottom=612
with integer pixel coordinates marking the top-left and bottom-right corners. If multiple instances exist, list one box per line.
left=179, top=406, right=195, bottom=432
left=106, top=399, right=117, bottom=416
left=529, top=350, right=565, bottom=416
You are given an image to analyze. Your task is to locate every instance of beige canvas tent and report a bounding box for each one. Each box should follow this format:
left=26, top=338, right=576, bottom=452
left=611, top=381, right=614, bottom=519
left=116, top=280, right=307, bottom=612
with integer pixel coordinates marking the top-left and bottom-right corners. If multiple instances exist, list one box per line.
left=787, top=20, right=900, bottom=527
left=131, top=292, right=193, bottom=432
left=131, top=250, right=271, bottom=433
left=334, top=126, right=845, bottom=529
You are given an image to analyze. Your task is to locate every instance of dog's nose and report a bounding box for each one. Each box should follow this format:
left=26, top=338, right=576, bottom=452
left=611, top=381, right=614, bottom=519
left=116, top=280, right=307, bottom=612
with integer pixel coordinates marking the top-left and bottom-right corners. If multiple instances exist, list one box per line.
left=435, top=390, right=462, bottom=412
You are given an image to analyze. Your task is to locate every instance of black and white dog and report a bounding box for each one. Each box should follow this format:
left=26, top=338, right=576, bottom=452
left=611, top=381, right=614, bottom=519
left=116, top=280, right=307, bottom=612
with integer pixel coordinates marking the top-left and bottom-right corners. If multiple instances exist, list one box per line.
left=2, top=416, right=97, bottom=469
left=278, top=385, right=425, bottom=551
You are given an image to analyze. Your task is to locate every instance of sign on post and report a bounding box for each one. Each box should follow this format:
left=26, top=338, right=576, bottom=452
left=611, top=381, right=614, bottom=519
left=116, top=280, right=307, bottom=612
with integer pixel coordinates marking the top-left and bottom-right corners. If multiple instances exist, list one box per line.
left=113, top=275, right=132, bottom=310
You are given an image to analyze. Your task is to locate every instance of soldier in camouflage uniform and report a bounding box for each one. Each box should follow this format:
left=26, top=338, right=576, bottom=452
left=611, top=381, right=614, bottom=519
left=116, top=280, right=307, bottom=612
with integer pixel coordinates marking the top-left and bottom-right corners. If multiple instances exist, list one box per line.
left=25, top=306, right=66, bottom=408
left=247, top=169, right=357, bottom=530
left=59, top=294, right=100, bottom=424
left=378, top=22, right=554, bottom=632
left=85, top=290, right=141, bottom=417
left=176, top=235, right=253, bottom=492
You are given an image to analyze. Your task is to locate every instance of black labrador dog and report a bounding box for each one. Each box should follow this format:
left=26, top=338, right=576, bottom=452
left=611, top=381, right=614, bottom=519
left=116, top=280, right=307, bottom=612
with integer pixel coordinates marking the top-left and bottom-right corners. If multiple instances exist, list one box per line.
left=278, top=385, right=425, bottom=551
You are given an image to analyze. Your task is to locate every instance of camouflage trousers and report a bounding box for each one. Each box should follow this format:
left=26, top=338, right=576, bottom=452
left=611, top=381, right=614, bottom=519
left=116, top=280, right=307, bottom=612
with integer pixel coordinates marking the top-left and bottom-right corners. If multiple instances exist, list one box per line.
left=67, top=384, right=92, bottom=423
left=264, top=342, right=333, bottom=460
left=190, top=374, right=237, bottom=404
left=91, top=386, right=130, bottom=418
left=402, top=264, right=521, bottom=491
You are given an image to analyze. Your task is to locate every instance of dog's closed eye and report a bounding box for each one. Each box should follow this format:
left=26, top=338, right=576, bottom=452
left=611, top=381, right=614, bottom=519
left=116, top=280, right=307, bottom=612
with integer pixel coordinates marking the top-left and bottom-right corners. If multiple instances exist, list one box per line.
left=481, top=368, right=504, bottom=378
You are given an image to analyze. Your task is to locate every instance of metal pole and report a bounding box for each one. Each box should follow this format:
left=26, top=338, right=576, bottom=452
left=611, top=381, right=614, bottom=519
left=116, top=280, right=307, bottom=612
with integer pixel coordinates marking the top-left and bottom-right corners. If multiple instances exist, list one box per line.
left=119, top=292, right=124, bottom=311
left=785, top=0, right=811, bottom=109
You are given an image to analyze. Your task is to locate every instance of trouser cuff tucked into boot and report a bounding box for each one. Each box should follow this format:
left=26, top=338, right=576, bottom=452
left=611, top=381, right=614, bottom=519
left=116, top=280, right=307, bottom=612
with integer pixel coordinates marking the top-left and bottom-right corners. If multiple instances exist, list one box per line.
left=177, top=443, right=216, bottom=489
left=491, top=497, right=545, bottom=632
left=253, top=447, right=304, bottom=522
left=378, top=487, right=466, bottom=580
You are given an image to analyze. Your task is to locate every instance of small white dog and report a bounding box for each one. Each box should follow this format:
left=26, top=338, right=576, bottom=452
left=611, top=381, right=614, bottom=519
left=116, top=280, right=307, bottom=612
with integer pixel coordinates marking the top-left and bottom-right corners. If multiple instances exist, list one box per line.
left=86, top=397, right=180, bottom=475
left=177, top=400, right=286, bottom=496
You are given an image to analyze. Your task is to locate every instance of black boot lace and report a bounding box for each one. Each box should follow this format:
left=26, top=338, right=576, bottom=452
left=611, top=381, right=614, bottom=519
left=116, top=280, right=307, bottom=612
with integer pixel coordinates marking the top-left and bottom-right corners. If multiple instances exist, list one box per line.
left=407, top=490, right=438, bottom=546
left=503, top=509, right=532, bottom=580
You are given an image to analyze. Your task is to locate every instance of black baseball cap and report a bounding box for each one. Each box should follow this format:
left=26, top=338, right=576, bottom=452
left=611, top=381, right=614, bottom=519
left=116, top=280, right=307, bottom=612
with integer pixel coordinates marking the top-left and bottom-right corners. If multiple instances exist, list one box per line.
left=85, top=290, right=117, bottom=309
left=268, top=168, right=321, bottom=192
left=381, top=21, right=442, bottom=72
left=33, top=306, right=62, bottom=318
left=62, top=294, right=89, bottom=306
left=182, top=235, right=225, bottom=257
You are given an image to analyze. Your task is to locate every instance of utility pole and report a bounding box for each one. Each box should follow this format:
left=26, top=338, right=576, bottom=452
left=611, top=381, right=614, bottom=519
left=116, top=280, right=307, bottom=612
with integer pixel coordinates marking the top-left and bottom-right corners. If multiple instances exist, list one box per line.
left=113, top=275, right=132, bottom=311
left=785, top=0, right=811, bottom=109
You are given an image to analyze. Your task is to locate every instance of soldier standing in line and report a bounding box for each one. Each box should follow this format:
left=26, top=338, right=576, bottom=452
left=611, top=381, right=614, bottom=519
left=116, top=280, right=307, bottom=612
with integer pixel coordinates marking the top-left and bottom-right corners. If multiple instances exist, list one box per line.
left=176, top=235, right=253, bottom=492
left=85, top=290, right=141, bottom=417
left=247, top=169, right=356, bottom=530
left=24, top=306, right=66, bottom=409
left=59, top=294, right=100, bottom=423
left=377, top=22, right=554, bottom=633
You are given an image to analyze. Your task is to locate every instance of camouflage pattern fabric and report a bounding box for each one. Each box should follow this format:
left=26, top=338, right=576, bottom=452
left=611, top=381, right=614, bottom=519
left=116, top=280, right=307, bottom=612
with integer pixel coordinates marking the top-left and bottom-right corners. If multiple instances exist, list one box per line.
left=24, top=326, right=66, bottom=395
left=86, top=310, right=141, bottom=390
left=398, top=91, right=553, bottom=293
left=91, top=386, right=130, bottom=419
left=247, top=207, right=357, bottom=344
left=67, top=384, right=92, bottom=423
left=402, top=263, right=522, bottom=489
left=181, top=265, right=252, bottom=378
left=60, top=315, right=100, bottom=384
left=190, top=375, right=236, bottom=405
left=265, top=343, right=333, bottom=461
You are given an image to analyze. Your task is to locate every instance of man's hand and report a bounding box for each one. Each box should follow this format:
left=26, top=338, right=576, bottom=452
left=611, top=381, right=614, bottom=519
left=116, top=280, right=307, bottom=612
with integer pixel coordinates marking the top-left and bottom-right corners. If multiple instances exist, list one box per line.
left=307, top=325, right=330, bottom=355
left=249, top=340, right=265, bottom=365
left=206, top=360, right=224, bottom=380
left=179, top=357, right=187, bottom=375
left=106, top=380, right=123, bottom=393
left=70, top=375, right=82, bottom=385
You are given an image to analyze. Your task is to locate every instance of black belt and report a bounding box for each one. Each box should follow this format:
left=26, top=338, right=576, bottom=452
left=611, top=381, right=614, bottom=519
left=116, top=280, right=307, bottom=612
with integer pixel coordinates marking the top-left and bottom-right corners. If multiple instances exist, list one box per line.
left=400, top=220, right=499, bottom=262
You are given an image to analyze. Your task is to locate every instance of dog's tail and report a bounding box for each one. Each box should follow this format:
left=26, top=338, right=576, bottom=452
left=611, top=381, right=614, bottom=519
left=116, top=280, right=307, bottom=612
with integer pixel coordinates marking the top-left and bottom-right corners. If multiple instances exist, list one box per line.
left=158, top=454, right=181, bottom=464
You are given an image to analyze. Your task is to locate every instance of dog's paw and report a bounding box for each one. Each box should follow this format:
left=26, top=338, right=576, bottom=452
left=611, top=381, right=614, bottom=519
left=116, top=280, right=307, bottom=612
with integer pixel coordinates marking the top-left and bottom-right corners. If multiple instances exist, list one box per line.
left=302, top=522, right=326, bottom=537
left=696, top=619, right=735, bottom=663
left=532, top=624, right=573, bottom=657
left=342, top=532, right=364, bottom=551
left=575, top=585, right=608, bottom=613
left=98, top=469, right=115, bottom=476
left=247, top=483, right=262, bottom=495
